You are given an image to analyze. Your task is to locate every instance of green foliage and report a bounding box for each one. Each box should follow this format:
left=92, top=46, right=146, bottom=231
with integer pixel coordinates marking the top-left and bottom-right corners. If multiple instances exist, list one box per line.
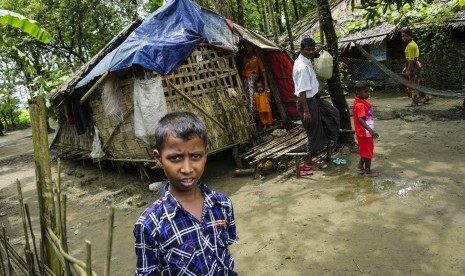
left=0, top=0, right=141, bottom=126
left=345, top=0, right=465, bottom=34
left=145, top=0, right=164, bottom=13
left=414, top=24, right=464, bottom=90
left=0, top=9, right=50, bottom=43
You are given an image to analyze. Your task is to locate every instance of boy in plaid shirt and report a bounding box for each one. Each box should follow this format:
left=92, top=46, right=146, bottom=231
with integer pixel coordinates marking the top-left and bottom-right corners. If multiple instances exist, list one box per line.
left=134, top=112, right=238, bottom=275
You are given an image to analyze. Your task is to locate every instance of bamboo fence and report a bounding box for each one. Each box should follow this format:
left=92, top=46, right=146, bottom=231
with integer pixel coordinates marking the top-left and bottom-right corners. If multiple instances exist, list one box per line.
left=0, top=96, right=116, bottom=276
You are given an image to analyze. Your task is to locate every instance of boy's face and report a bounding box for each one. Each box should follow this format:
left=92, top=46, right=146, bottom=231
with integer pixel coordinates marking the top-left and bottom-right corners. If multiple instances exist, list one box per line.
left=256, top=82, right=264, bottom=92
left=154, top=135, right=207, bottom=194
left=356, top=88, right=370, bottom=100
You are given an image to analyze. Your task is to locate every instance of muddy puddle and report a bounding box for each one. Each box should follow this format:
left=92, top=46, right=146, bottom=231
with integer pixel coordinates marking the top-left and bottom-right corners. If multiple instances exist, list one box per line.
left=333, top=174, right=430, bottom=205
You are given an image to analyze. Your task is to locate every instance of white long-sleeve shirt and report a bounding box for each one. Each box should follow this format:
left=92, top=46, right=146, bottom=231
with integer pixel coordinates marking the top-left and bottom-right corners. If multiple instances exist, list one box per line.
left=292, top=54, right=319, bottom=98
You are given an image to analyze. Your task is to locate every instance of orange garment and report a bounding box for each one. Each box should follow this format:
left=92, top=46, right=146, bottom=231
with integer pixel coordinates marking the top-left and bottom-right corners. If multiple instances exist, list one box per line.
left=253, top=91, right=273, bottom=125
left=242, top=54, right=265, bottom=78
left=253, top=91, right=271, bottom=112
left=258, top=112, right=273, bottom=125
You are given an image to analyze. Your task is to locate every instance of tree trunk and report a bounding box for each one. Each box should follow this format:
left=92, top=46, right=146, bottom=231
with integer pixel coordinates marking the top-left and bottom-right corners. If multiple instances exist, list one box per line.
left=274, top=0, right=285, bottom=33
left=281, top=0, right=295, bottom=53
left=291, top=0, right=299, bottom=21
left=316, top=0, right=353, bottom=144
left=0, top=118, right=4, bottom=136
left=261, top=0, right=270, bottom=35
left=236, top=0, right=245, bottom=26
left=255, top=0, right=268, bottom=34
left=266, top=0, right=279, bottom=43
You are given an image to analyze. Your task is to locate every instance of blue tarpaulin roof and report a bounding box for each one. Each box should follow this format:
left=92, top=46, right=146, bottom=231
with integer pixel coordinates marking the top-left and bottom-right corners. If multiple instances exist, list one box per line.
left=76, top=0, right=238, bottom=89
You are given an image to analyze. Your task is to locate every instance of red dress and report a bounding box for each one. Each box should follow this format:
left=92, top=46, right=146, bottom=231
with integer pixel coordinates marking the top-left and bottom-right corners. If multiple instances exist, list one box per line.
left=353, top=97, right=374, bottom=159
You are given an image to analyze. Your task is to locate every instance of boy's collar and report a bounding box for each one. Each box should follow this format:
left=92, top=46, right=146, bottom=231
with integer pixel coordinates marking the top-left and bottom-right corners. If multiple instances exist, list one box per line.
left=161, top=181, right=220, bottom=217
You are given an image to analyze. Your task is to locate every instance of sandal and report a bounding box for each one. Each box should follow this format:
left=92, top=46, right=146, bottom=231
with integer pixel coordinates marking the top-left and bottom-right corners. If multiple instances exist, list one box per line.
left=293, top=166, right=312, bottom=173
left=333, top=158, right=341, bottom=165
left=298, top=170, right=313, bottom=176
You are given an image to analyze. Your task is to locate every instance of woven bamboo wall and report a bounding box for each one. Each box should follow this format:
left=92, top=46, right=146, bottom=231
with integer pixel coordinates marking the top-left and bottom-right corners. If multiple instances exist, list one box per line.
left=54, top=45, right=255, bottom=162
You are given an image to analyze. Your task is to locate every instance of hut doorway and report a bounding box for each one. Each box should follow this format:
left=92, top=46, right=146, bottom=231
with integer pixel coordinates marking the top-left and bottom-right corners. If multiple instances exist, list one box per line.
left=236, top=41, right=297, bottom=132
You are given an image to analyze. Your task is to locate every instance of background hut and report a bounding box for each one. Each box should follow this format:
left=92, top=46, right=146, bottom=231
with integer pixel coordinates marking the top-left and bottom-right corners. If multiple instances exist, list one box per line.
left=280, top=1, right=465, bottom=90
left=50, top=0, right=297, bottom=167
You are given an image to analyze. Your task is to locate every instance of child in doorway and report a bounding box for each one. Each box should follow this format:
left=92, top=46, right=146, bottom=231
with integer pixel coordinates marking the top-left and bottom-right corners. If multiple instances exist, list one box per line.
left=253, top=79, right=273, bottom=131
left=134, top=112, right=238, bottom=275
left=353, top=81, right=379, bottom=177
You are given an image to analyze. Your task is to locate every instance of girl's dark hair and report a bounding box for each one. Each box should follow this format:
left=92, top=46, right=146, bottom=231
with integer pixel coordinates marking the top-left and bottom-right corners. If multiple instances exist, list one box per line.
left=401, top=27, right=413, bottom=37
left=154, top=112, right=208, bottom=151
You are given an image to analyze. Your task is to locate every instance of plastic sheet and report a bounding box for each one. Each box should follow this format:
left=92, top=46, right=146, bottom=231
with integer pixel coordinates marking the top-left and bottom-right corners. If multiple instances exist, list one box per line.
left=202, top=10, right=239, bottom=52
left=133, top=76, right=167, bottom=144
left=102, top=73, right=125, bottom=122
left=76, top=0, right=204, bottom=88
left=90, top=126, right=105, bottom=159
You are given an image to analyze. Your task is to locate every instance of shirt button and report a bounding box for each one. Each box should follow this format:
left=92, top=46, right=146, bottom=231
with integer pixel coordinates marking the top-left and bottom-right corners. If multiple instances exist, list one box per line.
left=208, top=255, right=213, bottom=260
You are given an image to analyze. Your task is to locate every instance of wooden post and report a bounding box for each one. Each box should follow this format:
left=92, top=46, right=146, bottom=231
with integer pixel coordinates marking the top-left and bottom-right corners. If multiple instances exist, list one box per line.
left=259, top=52, right=292, bottom=130
left=232, top=146, right=244, bottom=169
left=103, top=204, right=115, bottom=276
left=86, top=240, right=92, bottom=276
left=29, top=96, right=61, bottom=274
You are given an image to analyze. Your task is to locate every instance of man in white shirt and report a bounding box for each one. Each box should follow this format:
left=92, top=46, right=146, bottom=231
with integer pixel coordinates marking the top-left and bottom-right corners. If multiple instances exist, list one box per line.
left=293, top=38, right=340, bottom=170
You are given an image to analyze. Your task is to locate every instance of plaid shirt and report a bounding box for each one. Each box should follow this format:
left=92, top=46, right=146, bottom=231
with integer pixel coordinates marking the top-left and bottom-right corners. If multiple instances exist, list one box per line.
left=134, top=182, right=238, bottom=276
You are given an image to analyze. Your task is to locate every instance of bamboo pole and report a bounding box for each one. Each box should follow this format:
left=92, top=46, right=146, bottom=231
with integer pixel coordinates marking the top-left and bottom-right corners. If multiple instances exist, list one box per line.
left=15, top=179, right=35, bottom=274
left=0, top=227, right=28, bottom=275
left=168, top=80, right=226, bottom=129
left=281, top=0, right=295, bottom=53
left=25, top=248, right=35, bottom=275
left=86, top=241, right=92, bottom=276
left=103, top=204, right=115, bottom=276
left=0, top=237, right=5, bottom=276
left=265, top=0, right=279, bottom=43
left=29, top=95, right=61, bottom=274
left=46, top=228, right=87, bottom=269
left=1, top=227, right=13, bottom=276
left=260, top=0, right=269, bottom=35
left=25, top=204, right=42, bottom=275
left=56, top=160, right=71, bottom=276
left=80, top=71, right=109, bottom=105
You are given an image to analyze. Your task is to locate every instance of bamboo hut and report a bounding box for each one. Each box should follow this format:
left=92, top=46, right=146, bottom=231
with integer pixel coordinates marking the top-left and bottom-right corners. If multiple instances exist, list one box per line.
left=50, top=0, right=298, bottom=166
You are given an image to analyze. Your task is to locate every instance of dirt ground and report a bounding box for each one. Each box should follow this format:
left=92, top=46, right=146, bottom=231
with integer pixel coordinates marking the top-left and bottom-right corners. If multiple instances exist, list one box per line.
left=1, top=92, right=465, bottom=275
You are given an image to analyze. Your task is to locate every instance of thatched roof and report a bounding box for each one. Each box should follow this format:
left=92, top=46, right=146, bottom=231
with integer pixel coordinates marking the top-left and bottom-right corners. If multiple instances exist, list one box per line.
left=50, top=20, right=142, bottom=104
left=281, top=1, right=465, bottom=50
left=51, top=4, right=284, bottom=106
left=278, top=0, right=345, bottom=49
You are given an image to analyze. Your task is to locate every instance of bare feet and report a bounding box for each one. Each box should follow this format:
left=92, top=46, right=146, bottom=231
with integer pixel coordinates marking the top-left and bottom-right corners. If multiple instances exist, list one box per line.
left=356, top=166, right=365, bottom=174
left=364, top=170, right=379, bottom=177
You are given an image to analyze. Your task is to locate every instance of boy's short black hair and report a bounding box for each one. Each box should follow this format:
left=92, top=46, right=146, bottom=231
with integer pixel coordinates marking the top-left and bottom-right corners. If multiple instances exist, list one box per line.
left=400, top=27, right=413, bottom=37
left=155, top=112, right=208, bottom=152
left=300, top=38, right=316, bottom=49
left=354, top=81, right=369, bottom=93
